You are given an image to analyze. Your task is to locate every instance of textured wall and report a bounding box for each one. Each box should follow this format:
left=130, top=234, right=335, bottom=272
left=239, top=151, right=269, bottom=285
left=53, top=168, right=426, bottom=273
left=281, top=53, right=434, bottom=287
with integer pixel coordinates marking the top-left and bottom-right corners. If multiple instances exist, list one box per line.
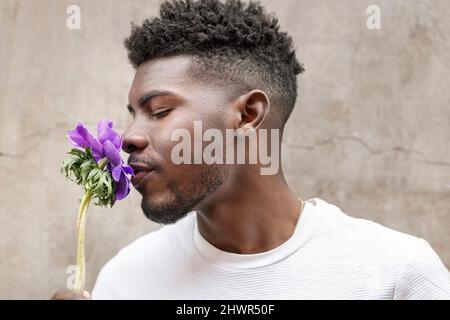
left=0, top=0, right=449, bottom=299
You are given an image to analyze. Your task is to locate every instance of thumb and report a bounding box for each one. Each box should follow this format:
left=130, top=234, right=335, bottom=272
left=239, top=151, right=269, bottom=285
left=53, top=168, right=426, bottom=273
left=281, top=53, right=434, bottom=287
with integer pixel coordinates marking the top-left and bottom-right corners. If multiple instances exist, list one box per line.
left=82, top=290, right=91, bottom=299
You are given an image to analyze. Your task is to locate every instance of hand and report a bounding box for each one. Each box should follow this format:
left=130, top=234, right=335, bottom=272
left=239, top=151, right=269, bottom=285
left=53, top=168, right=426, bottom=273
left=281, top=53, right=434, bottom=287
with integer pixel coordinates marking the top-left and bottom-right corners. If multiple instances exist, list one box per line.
left=50, top=289, right=91, bottom=300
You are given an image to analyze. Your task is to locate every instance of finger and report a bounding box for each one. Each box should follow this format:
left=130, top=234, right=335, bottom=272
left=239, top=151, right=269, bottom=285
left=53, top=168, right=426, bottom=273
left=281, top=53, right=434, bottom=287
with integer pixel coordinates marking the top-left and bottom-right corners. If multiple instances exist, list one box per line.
left=82, top=290, right=91, bottom=299
left=51, top=289, right=89, bottom=300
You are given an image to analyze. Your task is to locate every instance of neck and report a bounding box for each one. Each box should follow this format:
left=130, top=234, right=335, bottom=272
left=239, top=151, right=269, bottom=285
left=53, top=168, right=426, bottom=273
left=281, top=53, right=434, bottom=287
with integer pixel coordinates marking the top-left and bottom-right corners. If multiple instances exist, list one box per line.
left=195, top=167, right=302, bottom=254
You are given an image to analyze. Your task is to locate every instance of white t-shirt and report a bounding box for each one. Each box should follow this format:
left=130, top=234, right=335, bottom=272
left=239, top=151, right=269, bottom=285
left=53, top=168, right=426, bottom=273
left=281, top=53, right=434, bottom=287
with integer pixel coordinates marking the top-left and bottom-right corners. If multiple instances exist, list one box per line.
left=92, top=197, right=450, bottom=299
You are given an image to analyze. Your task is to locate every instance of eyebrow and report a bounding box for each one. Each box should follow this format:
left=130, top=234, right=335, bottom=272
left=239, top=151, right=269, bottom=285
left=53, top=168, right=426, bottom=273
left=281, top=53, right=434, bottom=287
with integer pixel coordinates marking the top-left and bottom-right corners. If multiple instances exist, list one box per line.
left=127, top=89, right=178, bottom=112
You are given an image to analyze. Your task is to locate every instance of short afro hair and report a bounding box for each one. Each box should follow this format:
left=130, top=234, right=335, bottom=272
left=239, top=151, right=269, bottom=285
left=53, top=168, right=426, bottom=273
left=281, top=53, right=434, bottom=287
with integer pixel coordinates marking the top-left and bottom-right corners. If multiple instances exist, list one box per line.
left=125, top=0, right=304, bottom=126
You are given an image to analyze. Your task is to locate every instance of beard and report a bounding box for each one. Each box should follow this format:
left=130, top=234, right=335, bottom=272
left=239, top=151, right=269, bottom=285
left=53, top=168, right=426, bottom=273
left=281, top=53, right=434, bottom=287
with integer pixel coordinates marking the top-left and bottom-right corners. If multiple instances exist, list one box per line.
left=140, top=164, right=227, bottom=224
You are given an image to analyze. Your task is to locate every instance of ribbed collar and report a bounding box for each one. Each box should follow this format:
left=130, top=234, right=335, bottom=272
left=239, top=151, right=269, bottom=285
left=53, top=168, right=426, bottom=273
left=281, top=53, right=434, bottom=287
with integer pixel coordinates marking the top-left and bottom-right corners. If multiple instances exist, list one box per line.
left=193, top=198, right=319, bottom=270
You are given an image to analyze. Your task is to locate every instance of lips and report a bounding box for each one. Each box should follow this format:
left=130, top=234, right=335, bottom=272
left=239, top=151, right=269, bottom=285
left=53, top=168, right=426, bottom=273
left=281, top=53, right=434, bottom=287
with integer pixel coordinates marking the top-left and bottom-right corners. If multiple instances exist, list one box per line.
left=129, top=162, right=156, bottom=187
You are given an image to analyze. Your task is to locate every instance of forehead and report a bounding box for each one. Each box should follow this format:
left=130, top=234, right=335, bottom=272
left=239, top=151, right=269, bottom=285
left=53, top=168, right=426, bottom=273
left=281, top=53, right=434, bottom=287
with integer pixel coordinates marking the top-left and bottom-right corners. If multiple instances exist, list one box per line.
left=128, top=55, right=197, bottom=103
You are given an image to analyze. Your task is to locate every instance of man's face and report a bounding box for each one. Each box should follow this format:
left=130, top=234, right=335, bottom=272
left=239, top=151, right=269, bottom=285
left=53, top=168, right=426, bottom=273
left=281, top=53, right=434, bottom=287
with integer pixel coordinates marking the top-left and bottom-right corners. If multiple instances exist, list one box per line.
left=122, top=55, right=232, bottom=224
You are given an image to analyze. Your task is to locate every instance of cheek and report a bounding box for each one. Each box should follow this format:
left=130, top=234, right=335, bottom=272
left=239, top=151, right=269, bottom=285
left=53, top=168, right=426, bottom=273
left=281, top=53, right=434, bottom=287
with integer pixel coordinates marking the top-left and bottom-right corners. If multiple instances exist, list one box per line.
left=156, top=117, right=196, bottom=163
left=156, top=107, right=228, bottom=173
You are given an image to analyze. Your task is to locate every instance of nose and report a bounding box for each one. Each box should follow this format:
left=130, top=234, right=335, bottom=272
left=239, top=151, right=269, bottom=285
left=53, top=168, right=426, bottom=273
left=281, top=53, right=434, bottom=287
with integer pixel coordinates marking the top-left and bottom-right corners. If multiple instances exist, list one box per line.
left=121, top=129, right=149, bottom=154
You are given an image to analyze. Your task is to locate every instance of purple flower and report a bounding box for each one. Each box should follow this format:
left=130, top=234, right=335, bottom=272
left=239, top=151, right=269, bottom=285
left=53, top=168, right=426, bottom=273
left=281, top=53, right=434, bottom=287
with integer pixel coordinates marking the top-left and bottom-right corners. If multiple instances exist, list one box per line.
left=67, top=119, right=134, bottom=200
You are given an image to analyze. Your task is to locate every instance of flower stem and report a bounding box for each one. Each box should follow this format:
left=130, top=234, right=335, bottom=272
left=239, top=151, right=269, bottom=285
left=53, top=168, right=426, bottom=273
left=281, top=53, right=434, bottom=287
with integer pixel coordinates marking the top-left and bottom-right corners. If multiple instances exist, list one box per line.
left=98, top=158, right=108, bottom=171
left=74, top=191, right=92, bottom=293
left=73, top=157, right=108, bottom=293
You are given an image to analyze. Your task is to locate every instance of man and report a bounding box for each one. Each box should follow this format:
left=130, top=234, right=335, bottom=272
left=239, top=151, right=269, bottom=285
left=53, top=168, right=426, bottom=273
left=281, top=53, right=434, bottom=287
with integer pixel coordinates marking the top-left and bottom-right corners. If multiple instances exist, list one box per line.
left=54, top=0, right=450, bottom=300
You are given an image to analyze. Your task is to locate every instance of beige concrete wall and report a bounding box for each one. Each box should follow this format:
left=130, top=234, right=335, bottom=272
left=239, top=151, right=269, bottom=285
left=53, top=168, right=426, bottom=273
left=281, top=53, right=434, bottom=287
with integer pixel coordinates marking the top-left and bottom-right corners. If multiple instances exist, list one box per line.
left=0, top=0, right=449, bottom=299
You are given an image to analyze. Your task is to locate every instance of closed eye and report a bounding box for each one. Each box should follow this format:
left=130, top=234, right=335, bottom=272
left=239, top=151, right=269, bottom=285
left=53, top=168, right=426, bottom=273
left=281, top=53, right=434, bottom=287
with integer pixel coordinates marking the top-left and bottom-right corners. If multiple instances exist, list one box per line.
left=150, top=108, right=172, bottom=119
left=127, top=105, right=134, bottom=114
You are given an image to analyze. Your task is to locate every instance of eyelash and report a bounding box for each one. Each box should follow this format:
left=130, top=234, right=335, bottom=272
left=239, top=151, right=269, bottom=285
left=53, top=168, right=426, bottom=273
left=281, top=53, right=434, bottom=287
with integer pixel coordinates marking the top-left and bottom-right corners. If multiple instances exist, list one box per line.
left=150, top=108, right=172, bottom=119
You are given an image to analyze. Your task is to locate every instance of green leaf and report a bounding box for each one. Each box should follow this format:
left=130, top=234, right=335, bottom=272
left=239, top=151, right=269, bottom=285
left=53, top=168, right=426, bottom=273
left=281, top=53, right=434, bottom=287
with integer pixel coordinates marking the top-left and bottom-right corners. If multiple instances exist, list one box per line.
left=61, top=147, right=118, bottom=208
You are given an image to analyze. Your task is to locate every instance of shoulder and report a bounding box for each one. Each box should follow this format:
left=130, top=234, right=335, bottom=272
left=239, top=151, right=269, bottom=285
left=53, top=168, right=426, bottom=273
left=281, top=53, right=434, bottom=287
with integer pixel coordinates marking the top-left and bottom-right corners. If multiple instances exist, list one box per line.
left=311, top=197, right=429, bottom=255
left=91, top=212, right=196, bottom=299
left=310, top=198, right=450, bottom=299
left=393, top=239, right=450, bottom=299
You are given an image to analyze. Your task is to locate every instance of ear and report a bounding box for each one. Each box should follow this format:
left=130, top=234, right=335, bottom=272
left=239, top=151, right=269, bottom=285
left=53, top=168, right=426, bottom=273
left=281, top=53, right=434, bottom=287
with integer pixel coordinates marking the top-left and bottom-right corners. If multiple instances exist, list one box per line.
left=233, top=90, right=270, bottom=131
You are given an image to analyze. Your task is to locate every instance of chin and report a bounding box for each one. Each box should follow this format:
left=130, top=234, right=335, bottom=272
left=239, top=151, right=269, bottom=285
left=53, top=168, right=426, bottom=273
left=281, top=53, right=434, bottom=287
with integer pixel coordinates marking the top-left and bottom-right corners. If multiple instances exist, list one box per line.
left=140, top=197, right=191, bottom=225
left=137, top=165, right=227, bottom=224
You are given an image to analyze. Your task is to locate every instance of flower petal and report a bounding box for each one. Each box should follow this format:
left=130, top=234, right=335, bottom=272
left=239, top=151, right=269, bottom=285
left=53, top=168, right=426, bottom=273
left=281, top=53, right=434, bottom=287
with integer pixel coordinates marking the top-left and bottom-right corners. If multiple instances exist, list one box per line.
left=67, top=127, right=87, bottom=149
left=114, top=171, right=130, bottom=200
left=67, top=122, right=103, bottom=158
left=122, top=164, right=135, bottom=176
left=111, top=165, right=122, bottom=182
left=102, top=140, right=122, bottom=167
left=97, top=119, right=122, bottom=150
